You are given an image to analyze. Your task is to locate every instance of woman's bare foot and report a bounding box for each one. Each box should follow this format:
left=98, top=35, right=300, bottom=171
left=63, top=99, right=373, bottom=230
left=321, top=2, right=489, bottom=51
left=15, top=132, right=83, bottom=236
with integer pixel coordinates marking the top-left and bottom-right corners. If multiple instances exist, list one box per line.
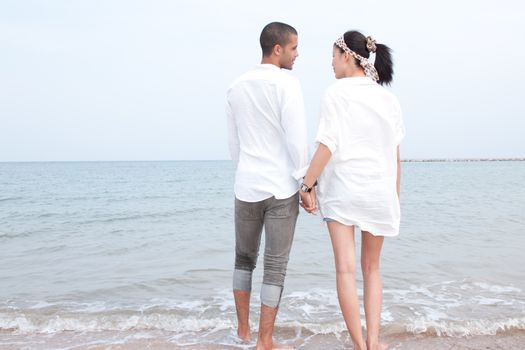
left=351, top=342, right=366, bottom=350
left=255, top=341, right=294, bottom=350
left=237, top=328, right=251, bottom=342
left=366, top=341, right=388, bottom=350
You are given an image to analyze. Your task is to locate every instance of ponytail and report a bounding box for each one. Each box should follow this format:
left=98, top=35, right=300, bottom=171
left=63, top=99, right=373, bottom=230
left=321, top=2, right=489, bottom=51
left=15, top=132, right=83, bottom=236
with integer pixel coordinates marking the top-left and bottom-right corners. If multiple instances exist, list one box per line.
left=374, top=43, right=393, bottom=86
left=340, top=31, right=395, bottom=86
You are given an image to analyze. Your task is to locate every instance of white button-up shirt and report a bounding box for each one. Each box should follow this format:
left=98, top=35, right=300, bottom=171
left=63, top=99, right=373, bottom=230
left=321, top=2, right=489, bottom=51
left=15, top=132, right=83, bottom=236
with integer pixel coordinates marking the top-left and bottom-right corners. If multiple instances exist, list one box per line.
left=316, top=77, right=405, bottom=236
left=226, top=64, right=308, bottom=202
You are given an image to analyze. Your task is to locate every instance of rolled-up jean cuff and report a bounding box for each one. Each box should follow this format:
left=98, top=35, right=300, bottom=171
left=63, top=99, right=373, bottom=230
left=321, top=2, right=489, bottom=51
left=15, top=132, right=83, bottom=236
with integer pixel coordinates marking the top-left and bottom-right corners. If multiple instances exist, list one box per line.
left=261, top=283, right=283, bottom=308
left=233, top=269, right=252, bottom=291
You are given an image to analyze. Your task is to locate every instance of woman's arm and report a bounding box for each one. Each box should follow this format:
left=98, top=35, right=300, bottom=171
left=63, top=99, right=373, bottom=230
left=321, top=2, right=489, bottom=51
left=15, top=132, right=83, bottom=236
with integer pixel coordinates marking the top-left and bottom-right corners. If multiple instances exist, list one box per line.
left=300, top=143, right=332, bottom=213
left=396, top=146, right=401, bottom=200
left=303, top=144, right=332, bottom=187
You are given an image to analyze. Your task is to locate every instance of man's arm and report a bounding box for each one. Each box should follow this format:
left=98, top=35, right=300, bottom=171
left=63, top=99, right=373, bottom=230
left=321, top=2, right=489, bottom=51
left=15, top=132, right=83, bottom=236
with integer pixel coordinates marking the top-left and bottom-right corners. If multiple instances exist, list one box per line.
left=226, top=101, right=240, bottom=166
left=281, top=79, right=308, bottom=180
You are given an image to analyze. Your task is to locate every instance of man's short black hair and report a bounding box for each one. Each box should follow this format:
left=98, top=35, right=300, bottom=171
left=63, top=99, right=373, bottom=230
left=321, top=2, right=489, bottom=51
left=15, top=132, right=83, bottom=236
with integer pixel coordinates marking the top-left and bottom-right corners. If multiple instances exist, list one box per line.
left=260, top=22, right=297, bottom=56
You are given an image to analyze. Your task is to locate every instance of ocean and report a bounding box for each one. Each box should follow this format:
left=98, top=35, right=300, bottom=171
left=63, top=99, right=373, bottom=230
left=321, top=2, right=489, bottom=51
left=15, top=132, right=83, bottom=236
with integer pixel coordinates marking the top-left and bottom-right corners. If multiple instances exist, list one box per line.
left=1, top=160, right=524, bottom=349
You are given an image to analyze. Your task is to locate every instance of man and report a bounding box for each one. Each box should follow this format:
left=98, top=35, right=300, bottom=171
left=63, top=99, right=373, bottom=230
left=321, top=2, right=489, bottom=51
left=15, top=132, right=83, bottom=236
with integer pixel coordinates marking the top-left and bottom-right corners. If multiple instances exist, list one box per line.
left=226, top=22, right=308, bottom=350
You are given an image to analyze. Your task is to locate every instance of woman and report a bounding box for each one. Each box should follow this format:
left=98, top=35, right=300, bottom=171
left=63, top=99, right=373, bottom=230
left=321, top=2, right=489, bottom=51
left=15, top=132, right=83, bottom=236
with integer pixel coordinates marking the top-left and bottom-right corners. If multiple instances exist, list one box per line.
left=299, top=31, right=405, bottom=350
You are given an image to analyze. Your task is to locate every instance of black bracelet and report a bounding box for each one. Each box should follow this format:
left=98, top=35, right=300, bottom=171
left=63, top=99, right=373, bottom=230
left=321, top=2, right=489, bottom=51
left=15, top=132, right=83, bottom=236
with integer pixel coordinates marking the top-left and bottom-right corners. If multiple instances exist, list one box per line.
left=302, top=177, right=318, bottom=188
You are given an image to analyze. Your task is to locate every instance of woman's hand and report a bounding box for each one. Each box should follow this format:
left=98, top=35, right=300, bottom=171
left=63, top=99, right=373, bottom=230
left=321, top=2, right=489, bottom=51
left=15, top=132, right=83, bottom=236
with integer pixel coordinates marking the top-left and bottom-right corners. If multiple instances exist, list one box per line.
left=300, top=188, right=317, bottom=214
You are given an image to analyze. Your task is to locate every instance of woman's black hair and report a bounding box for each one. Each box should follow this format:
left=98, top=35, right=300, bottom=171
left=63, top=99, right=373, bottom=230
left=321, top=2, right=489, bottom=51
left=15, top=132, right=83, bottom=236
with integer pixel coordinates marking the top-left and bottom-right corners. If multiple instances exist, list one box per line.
left=337, top=30, right=394, bottom=85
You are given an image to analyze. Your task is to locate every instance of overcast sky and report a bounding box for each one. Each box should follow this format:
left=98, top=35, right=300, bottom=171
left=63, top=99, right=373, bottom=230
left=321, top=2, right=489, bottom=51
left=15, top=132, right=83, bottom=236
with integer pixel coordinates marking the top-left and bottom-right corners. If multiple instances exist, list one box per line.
left=1, top=0, right=524, bottom=161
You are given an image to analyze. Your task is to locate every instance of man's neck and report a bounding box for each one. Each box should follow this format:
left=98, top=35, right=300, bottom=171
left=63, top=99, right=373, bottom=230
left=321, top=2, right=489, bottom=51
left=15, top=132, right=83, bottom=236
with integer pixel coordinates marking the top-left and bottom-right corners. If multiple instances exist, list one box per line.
left=261, top=56, right=280, bottom=68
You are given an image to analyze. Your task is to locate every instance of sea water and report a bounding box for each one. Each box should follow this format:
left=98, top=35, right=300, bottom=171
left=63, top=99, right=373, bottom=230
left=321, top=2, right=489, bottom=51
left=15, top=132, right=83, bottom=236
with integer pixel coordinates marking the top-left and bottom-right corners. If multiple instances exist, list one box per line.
left=1, top=160, right=524, bottom=349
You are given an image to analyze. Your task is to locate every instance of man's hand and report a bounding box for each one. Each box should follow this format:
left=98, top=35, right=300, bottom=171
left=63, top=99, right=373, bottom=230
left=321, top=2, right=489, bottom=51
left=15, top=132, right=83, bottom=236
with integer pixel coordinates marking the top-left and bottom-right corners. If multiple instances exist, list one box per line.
left=299, top=188, right=317, bottom=214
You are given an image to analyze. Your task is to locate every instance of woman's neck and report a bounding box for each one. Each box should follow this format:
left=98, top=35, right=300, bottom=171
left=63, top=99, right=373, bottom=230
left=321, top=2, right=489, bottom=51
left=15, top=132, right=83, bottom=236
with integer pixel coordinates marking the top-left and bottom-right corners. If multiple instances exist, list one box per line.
left=343, top=66, right=365, bottom=78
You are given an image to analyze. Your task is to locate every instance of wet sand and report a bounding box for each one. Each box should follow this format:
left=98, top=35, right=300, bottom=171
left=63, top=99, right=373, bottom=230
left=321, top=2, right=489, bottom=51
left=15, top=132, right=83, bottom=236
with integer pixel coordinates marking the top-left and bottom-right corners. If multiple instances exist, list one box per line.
left=2, top=330, right=525, bottom=349
left=386, top=331, right=525, bottom=350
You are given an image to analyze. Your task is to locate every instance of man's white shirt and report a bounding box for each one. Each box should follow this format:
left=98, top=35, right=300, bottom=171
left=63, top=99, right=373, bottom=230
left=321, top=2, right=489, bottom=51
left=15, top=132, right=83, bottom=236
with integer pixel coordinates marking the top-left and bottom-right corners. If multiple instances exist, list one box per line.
left=226, top=64, right=308, bottom=202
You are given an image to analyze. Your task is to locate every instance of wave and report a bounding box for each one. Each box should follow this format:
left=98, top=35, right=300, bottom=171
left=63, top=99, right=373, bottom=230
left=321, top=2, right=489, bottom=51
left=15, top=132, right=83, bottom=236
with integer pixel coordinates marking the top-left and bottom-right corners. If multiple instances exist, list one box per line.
left=405, top=317, right=525, bottom=337
left=77, top=207, right=212, bottom=225
left=0, top=229, right=42, bottom=239
left=0, top=196, right=24, bottom=202
left=1, top=280, right=524, bottom=337
left=0, top=312, right=235, bottom=334
left=1, top=310, right=524, bottom=337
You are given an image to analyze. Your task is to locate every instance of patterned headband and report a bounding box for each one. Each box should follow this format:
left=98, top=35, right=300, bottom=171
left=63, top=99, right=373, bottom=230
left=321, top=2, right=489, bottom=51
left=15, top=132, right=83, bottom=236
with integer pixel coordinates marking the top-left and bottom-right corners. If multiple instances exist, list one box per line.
left=334, top=35, right=379, bottom=82
left=366, top=36, right=377, bottom=53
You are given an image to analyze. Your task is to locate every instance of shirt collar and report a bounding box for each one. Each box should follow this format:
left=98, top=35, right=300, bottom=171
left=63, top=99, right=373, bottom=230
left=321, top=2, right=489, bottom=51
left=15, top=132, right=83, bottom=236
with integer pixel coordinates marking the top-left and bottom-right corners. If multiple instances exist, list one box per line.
left=339, top=76, right=376, bottom=85
left=258, top=63, right=281, bottom=70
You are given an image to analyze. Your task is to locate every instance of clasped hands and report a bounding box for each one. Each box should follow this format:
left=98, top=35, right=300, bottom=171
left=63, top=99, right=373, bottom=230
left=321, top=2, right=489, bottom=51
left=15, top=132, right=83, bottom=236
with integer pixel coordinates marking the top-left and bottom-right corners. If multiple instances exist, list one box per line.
left=299, top=187, right=318, bottom=214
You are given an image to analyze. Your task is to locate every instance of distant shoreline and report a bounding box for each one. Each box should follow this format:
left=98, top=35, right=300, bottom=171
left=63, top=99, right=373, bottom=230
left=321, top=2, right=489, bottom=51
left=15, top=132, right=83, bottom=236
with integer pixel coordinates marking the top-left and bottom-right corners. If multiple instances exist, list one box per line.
left=402, top=158, right=525, bottom=162
left=0, top=158, right=524, bottom=163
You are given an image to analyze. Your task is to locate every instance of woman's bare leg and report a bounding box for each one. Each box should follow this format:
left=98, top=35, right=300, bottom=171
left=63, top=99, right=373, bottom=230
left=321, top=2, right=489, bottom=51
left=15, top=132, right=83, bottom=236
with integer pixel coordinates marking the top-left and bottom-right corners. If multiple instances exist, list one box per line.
left=361, top=231, right=387, bottom=350
left=328, top=222, right=366, bottom=350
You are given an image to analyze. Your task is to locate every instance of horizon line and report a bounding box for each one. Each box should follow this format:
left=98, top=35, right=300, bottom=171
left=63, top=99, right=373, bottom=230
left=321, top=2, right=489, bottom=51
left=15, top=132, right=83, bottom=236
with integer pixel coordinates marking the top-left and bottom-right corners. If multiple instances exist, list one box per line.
left=1, top=157, right=524, bottom=163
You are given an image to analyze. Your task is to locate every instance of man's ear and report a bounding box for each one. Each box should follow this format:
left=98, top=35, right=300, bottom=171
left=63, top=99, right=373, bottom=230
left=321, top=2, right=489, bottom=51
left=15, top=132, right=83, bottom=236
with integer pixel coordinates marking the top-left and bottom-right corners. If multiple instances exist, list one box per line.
left=273, top=44, right=282, bottom=56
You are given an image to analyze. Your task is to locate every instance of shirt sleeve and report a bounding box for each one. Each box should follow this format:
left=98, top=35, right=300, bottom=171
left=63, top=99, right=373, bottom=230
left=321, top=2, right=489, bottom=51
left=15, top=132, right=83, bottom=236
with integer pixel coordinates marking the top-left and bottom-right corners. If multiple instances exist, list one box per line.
left=315, top=91, right=339, bottom=154
left=393, top=98, right=405, bottom=145
left=226, top=99, right=240, bottom=166
left=280, top=78, right=309, bottom=181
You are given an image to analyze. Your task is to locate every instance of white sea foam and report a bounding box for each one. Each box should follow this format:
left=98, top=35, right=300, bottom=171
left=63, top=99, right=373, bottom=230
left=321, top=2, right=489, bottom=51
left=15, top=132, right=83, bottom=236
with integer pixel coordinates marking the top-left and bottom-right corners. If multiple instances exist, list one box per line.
left=473, top=282, right=522, bottom=293
left=1, top=283, right=524, bottom=338
left=0, top=312, right=235, bottom=334
left=405, top=317, right=525, bottom=336
left=7, top=314, right=525, bottom=339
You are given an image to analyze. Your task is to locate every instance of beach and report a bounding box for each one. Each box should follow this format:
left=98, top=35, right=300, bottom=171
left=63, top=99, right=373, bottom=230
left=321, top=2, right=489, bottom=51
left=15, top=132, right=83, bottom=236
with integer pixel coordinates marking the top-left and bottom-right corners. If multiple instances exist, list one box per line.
left=1, top=160, right=524, bottom=349
left=2, top=329, right=525, bottom=349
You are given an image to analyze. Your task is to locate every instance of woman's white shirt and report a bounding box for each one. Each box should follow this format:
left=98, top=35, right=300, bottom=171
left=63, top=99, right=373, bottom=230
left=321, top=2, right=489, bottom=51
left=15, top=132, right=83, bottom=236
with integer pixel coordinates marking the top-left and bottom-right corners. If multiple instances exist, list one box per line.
left=316, top=77, right=405, bottom=236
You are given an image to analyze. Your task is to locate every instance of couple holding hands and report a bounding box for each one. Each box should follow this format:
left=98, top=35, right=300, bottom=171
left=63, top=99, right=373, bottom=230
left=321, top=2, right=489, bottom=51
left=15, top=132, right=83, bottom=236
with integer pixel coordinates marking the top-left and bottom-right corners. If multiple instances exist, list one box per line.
left=226, top=21, right=405, bottom=350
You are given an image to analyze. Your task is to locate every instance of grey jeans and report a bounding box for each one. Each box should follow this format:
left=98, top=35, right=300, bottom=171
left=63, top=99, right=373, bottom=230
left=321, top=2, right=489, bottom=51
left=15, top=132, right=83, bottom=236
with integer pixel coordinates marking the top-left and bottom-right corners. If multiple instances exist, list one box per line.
left=233, top=192, right=299, bottom=307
